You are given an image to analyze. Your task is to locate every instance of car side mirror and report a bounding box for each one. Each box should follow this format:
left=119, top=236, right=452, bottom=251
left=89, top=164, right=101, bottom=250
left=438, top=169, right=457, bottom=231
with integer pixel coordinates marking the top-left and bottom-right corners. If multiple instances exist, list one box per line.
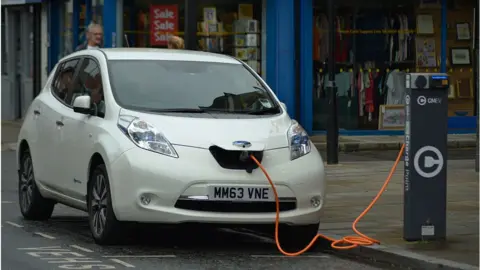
left=73, top=96, right=93, bottom=115
left=279, top=102, right=287, bottom=110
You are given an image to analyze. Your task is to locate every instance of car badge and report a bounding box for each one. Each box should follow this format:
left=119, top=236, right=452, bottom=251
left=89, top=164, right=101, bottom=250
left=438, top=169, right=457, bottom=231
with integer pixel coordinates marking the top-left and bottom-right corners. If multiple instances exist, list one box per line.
left=232, top=141, right=252, bottom=149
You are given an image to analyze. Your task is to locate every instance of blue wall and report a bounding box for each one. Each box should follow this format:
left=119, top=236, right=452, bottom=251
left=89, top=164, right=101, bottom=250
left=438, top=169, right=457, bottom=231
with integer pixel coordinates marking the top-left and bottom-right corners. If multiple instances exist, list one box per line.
left=265, top=0, right=296, bottom=118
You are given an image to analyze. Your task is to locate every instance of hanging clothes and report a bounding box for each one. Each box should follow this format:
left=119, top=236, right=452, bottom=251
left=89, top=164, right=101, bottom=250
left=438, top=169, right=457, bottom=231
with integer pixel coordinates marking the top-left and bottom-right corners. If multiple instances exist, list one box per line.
left=385, top=70, right=407, bottom=105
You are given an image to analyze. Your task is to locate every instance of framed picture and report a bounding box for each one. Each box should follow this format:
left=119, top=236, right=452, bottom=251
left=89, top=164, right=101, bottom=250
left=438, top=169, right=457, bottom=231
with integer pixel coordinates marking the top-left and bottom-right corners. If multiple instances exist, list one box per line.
left=450, top=47, right=471, bottom=66
left=417, top=14, right=434, bottom=34
left=456, top=78, right=473, bottom=98
left=415, top=37, right=437, bottom=67
left=455, top=23, right=471, bottom=41
left=378, top=105, right=405, bottom=130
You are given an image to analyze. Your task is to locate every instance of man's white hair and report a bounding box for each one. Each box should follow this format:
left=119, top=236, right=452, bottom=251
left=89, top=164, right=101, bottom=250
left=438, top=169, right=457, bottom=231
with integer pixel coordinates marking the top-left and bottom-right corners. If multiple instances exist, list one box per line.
left=87, top=22, right=102, bottom=33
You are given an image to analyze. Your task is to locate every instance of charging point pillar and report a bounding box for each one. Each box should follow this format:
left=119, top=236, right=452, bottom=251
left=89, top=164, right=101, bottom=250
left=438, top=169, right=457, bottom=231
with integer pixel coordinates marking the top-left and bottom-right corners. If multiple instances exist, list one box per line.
left=404, top=73, right=449, bottom=242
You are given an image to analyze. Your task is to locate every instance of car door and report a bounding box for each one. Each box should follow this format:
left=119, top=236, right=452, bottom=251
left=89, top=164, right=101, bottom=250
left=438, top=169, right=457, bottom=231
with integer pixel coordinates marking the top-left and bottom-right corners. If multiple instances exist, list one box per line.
left=60, top=57, right=106, bottom=200
left=44, top=58, right=83, bottom=194
left=27, top=68, right=59, bottom=184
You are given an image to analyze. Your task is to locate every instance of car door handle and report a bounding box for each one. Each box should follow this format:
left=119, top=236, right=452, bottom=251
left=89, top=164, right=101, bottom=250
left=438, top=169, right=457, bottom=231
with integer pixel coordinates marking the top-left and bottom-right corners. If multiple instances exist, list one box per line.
left=33, top=110, right=41, bottom=115
left=56, top=120, right=64, bottom=127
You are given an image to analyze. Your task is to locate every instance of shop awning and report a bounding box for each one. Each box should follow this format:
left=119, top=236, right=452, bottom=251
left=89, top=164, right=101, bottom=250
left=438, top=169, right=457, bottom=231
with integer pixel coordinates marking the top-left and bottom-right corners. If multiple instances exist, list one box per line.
left=2, top=0, right=43, bottom=5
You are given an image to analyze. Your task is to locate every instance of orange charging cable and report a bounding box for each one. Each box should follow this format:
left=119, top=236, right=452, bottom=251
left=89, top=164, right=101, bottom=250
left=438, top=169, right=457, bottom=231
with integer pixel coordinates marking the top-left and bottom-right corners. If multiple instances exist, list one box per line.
left=250, top=143, right=405, bottom=256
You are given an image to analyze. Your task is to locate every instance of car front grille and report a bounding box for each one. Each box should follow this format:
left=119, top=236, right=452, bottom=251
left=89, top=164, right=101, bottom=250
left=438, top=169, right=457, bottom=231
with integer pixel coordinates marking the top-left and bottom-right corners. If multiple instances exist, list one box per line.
left=174, top=199, right=297, bottom=213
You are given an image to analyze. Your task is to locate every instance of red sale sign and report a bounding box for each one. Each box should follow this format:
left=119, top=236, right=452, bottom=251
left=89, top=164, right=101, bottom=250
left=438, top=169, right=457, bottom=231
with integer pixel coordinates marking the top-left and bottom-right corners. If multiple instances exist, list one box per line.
left=150, top=5, right=178, bottom=46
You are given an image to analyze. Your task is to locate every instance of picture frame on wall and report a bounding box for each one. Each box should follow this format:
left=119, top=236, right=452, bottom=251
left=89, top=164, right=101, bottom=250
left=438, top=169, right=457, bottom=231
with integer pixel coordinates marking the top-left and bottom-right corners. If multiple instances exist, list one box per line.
left=416, top=14, right=434, bottom=34
left=455, top=78, right=473, bottom=99
left=450, top=47, right=471, bottom=66
left=415, top=37, right=437, bottom=67
left=378, top=105, right=405, bottom=130
left=455, top=22, right=471, bottom=41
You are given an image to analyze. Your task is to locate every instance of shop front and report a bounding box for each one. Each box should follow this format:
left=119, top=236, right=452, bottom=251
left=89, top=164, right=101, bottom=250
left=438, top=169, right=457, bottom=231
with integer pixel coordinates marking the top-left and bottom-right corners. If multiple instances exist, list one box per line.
left=48, top=0, right=299, bottom=117
left=298, top=0, right=479, bottom=135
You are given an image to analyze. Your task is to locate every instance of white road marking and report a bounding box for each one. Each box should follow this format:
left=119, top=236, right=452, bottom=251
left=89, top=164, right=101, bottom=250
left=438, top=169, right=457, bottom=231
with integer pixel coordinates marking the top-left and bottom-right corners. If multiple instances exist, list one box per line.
left=110, top=258, right=135, bottom=267
left=18, top=246, right=63, bottom=250
left=5, top=221, right=24, bottom=228
left=70, top=245, right=94, bottom=253
left=250, top=254, right=329, bottom=258
left=102, top=255, right=176, bottom=258
left=33, top=232, right=56, bottom=239
left=2, top=201, right=14, bottom=203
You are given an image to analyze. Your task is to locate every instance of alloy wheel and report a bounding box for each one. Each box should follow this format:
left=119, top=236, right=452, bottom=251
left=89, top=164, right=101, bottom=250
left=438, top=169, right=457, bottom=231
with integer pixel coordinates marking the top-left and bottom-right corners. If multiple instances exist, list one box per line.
left=19, top=156, right=34, bottom=213
left=91, top=174, right=108, bottom=236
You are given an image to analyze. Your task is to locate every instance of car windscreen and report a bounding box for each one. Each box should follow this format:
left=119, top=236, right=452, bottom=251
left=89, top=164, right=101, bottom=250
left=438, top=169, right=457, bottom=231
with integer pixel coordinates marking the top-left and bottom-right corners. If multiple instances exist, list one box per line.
left=107, top=60, right=280, bottom=114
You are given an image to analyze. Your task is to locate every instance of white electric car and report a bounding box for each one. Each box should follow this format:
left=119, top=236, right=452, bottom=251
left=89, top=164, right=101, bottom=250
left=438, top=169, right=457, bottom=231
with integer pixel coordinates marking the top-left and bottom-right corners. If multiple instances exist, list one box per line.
left=16, top=48, right=326, bottom=247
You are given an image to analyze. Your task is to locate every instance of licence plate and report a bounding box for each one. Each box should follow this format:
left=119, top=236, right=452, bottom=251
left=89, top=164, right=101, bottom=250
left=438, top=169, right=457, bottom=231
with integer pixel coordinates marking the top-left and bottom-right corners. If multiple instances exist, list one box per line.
left=208, top=186, right=273, bottom=201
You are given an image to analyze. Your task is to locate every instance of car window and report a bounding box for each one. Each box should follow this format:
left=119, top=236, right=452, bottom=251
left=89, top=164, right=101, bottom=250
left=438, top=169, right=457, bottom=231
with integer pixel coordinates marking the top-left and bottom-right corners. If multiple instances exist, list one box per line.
left=70, top=58, right=105, bottom=117
left=51, top=59, right=81, bottom=103
left=107, top=60, right=279, bottom=114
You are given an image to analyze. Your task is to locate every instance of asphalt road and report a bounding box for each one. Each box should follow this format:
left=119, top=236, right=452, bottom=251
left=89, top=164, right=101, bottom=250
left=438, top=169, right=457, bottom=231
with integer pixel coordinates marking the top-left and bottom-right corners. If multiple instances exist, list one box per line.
left=1, top=151, right=387, bottom=270
left=2, top=149, right=474, bottom=270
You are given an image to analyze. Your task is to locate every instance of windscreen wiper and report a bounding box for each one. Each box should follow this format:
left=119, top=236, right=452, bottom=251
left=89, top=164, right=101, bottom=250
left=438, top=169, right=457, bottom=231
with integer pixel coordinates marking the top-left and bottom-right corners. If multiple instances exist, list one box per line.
left=146, top=108, right=207, bottom=113
left=197, top=107, right=244, bottom=114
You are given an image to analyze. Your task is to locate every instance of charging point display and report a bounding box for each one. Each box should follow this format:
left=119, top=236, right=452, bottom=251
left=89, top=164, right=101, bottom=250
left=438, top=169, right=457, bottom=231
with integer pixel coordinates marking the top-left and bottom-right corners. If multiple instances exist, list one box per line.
left=404, top=73, right=449, bottom=241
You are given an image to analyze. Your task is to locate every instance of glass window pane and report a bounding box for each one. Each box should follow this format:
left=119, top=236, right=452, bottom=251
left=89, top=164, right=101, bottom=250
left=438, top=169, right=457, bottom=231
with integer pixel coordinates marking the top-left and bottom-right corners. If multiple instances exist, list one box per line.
left=61, top=0, right=74, bottom=57
left=196, top=0, right=262, bottom=74
left=108, top=59, right=274, bottom=112
left=121, top=0, right=262, bottom=75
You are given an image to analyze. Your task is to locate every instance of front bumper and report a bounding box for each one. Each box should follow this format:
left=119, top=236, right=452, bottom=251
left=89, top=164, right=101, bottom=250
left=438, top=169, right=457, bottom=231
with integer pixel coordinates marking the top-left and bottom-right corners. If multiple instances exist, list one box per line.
left=109, top=145, right=326, bottom=225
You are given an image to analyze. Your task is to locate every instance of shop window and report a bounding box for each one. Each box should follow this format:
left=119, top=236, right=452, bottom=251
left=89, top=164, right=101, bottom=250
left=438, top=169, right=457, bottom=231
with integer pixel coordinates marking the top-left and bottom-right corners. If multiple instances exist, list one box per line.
left=445, top=0, right=476, bottom=118
left=196, top=0, right=262, bottom=75
left=121, top=0, right=263, bottom=75
left=92, top=0, right=103, bottom=26
left=122, top=0, right=185, bottom=48
left=312, top=0, right=417, bottom=131
left=60, top=0, right=74, bottom=57
left=2, top=8, right=7, bottom=75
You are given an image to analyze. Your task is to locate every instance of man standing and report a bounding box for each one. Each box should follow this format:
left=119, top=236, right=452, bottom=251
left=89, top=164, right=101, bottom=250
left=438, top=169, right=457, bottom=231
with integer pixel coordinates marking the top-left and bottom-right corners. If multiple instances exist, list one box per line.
left=76, top=22, right=103, bottom=51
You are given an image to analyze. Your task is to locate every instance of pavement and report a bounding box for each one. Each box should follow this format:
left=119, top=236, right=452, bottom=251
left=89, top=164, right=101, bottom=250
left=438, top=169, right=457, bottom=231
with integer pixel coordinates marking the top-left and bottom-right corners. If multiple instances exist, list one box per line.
left=319, top=159, right=479, bottom=270
left=311, top=134, right=477, bottom=152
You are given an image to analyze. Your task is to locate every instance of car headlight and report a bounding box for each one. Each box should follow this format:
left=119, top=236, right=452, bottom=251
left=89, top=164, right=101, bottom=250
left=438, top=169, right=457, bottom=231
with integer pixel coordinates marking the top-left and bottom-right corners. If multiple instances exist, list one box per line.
left=117, top=115, right=178, bottom=158
left=287, top=120, right=311, bottom=160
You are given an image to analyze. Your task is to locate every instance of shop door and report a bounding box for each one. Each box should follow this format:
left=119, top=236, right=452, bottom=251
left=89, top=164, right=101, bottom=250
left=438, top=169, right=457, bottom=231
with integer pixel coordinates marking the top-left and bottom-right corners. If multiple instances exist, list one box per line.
left=19, top=6, right=35, bottom=118
left=2, top=8, right=23, bottom=120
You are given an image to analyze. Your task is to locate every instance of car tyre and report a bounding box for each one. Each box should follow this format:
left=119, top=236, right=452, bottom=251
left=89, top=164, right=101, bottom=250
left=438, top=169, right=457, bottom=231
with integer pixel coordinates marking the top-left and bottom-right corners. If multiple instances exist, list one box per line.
left=18, top=149, right=55, bottom=220
left=88, top=164, right=122, bottom=245
left=278, top=223, right=320, bottom=252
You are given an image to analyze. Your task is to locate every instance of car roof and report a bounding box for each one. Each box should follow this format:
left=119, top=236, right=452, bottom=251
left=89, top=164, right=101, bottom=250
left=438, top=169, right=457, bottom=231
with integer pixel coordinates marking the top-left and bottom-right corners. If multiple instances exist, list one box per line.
left=98, top=48, right=241, bottom=64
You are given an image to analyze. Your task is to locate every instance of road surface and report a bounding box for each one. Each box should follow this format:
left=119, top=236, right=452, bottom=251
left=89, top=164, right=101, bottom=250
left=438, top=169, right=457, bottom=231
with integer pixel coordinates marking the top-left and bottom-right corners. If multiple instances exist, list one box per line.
left=4, top=149, right=474, bottom=269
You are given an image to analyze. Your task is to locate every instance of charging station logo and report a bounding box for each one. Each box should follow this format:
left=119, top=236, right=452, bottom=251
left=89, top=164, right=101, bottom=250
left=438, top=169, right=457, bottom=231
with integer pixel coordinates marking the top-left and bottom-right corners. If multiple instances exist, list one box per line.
left=413, top=146, right=444, bottom=178
left=417, top=96, right=427, bottom=106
